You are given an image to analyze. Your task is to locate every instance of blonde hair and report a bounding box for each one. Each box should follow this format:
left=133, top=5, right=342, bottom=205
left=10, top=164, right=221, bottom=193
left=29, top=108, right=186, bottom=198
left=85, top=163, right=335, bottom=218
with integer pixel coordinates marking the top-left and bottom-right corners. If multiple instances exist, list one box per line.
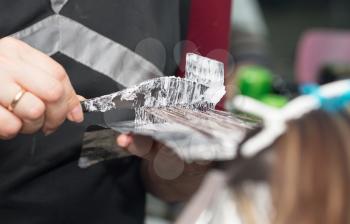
left=271, top=110, right=350, bottom=224
left=229, top=109, right=350, bottom=224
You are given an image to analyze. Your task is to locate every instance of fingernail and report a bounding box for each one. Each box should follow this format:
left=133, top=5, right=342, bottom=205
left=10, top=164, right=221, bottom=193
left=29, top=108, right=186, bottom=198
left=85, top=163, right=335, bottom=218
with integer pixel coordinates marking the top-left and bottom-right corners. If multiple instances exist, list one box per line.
left=43, top=129, right=55, bottom=136
left=117, top=135, right=132, bottom=148
left=117, top=135, right=128, bottom=147
left=67, top=113, right=74, bottom=121
left=77, top=95, right=86, bottom=101
left=70, top=104, right=84, bottom=123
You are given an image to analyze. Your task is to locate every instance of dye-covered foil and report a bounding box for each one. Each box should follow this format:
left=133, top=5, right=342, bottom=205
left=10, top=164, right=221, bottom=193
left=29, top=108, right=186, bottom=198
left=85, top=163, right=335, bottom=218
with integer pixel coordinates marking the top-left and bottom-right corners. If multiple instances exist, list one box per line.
left=79, top=54, right=257, bottom=168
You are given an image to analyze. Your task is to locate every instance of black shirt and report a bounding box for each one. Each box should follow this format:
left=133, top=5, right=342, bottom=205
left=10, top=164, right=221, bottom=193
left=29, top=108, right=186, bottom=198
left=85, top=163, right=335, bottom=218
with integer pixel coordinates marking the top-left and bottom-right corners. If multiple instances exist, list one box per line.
left=0, top=0, right=187, bottom=223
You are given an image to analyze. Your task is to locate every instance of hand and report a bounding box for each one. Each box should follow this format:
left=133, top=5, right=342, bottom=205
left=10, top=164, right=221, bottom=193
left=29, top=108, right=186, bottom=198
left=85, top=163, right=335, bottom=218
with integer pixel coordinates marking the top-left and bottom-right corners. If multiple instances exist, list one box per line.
left=0, top=37, right=83, bottom=139
left=117, top=134, right=185, bottom=179
left=117, top=133, right=211, bottom=201
left=117, top=133, right=211, bottom=177
left=116, top=133, right=155, bottom=160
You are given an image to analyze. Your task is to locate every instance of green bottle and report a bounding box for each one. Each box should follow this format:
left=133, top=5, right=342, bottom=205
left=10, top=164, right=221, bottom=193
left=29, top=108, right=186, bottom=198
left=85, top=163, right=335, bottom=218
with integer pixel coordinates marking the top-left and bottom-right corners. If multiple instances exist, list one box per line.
left=236, top=65, right=288, bottom=108
left=237, top=65, right=273, bottom=99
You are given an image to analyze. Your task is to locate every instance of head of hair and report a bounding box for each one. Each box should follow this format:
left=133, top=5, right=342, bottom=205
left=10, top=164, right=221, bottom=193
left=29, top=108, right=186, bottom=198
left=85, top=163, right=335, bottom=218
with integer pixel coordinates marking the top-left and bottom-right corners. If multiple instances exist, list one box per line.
left=227, top=109, right=350, bottom=224
left=271, top=109, right=350, bottom=224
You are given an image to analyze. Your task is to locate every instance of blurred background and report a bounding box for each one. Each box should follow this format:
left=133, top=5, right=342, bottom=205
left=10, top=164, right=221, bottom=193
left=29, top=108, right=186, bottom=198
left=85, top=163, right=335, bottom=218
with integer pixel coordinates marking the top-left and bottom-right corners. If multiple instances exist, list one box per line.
left=226, top=0, right=350, bottom=109
left=147, top=0, right=350, bottom=223
left=260, top=0, right=350, bottom=79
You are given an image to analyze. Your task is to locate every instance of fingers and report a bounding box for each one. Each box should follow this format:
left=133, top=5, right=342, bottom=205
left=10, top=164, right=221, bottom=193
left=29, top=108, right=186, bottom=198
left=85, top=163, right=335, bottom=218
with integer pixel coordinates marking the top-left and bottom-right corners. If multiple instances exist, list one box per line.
left=59, top=74, right=83, bottom=122
left=117, top=134, right=133, bottom=148
left=43, top=74, right=83, bottom=133
left=67, top=95, right=85, bottom=121
left=0, top=105, right=22, bottom=140
left=0, top=37, right=83, bottom=138
left=117, top=134, right=155, bottom=160
left=14, top=92, right=45, bottom=134
left=2, top=59, right=64, bottom=103
left=77, top=95, right=86, bottom=101
left=13, top=92, right=45, bottom=121
left=23, top=55, right=83, bottom=125
left=0, top=77, right=44, bottom=119
left=12, top=38, right=83, bottom=122
left=0, top=77, right=46, bottom=134
left=0, top=76, right=23, bottom=108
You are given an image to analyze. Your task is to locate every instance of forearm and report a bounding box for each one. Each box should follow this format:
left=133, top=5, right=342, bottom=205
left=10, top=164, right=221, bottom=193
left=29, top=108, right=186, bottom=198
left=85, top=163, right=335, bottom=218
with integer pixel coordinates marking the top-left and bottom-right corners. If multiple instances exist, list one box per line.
left=141, top=158, right=210, bottom=202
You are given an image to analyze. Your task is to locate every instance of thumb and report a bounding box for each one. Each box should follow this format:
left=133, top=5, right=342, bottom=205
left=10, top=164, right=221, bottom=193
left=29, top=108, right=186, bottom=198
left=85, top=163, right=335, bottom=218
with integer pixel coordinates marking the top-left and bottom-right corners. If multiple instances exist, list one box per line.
left=117, top=133, right=133, bottom=148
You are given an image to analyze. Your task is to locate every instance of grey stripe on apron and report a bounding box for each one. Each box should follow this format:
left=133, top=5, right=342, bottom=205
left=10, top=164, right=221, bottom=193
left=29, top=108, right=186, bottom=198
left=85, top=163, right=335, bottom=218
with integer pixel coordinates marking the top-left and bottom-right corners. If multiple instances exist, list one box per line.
left=11, top=0, right=163, bottom=87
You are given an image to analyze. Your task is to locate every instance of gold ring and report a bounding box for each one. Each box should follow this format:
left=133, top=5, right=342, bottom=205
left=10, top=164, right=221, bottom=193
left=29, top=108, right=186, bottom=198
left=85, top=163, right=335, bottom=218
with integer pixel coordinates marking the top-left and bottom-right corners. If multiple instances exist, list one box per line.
left=8, top=89, right=26, bottom=112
